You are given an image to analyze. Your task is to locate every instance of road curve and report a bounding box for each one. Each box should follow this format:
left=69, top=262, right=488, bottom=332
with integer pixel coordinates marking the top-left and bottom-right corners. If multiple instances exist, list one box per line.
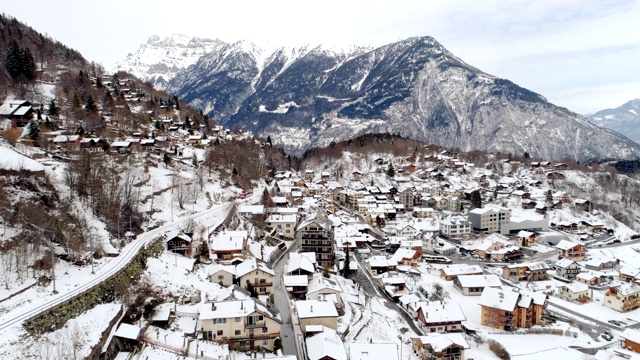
left=0, top=202, right=232, bottom=332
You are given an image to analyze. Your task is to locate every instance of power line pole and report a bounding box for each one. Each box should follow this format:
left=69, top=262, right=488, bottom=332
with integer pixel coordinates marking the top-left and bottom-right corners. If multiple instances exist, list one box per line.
left=90, top=235, right=95, bottom=274
left=50, top=242, right=57, bottom=294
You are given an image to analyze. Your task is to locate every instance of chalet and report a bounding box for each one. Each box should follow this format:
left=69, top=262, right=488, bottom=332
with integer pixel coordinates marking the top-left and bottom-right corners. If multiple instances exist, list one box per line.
left=283, top=275, right=309, bottom=300
left=377, top=273, right=408, bottom=299
left=604, top=283, right=640, bottom=312
left=556, top=240, right=588, bottom=260
left=367, top=256, right=398, bottom=275
left=574, top=199, right=592, bottom=212
left=479, top=287, right=547, bottom=330
left=516, top=230, right=536, bottom=247
left=417, top=302, right=466, bottom=333
left=53, top=134, right=81, bottom=149
left=235, top=257, right=275, bottom=295
left=208, top=264, right=236, bottom=287
left=238, top=205, right=265, bottom=218
left=581, top=220, right=604, bottom=233
left=0, top=99, right=34, bottom=126
left=305, top=326, right=347, bottom=360
left=199, top=298, right=282, bottom=352
left=79, top=137, right=106, bottom=150
left=585, top=257, right=619, bottom=271
left=534, top=204, right=547, bottom=215
left=620, top=328, right=640, bottom=353
left=391, top=248, right=419, bottom=266
left=211, top=231, right=247, bottom=260
left=521, top=200, right=536, bottom=210
left=306, top=274, right=344, bottom=311
left=439, top=264, right=483, bottom=281
left=576, top=271, right=601, bottom=286
left=296, top=300, right=339, bottom=331
left=619, top=267, right=640, bottom=282
left=502, top=262, right=549, bottom=283
left=395, top=223, right=419, bottom=238
left=546, top=171, right=565, bottom=180
left=556, top=282, right=590, bottom=302
left=412, top=207, right=434, bottom=219
left=166, top=232, right=192, bottom=256
left=411, top=333, right=469, bottom=360
left=555, top=258, right=581, bottom=280
left=453, top=274, right=502, bottom=296
left=286, top=252, right=316, bottom=278
left=111, top=141, right=132, bottom=152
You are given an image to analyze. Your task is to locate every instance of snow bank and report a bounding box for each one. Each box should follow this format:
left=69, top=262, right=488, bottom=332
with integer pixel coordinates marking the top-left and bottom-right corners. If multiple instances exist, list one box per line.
left=0, top=146, right=45, bottom=172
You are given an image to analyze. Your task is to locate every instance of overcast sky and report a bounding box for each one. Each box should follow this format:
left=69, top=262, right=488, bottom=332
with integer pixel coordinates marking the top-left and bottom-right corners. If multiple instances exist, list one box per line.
left=3, top=0, right=639, bottom=114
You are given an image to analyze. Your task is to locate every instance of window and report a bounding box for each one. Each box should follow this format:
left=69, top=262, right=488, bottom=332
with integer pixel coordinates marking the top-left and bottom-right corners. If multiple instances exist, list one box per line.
left=258, top=315, right=264, bottom=321
left=235, top=330, right=241, bottom=335
left=235, top=317, right=241, bottom=322
left=262, top=327, right=268, bottom=333
left=218, top=275, right=224, bottom=280
left=262, top=339, right=270, bottom=345
left=217, top=330, right=223, bottom=336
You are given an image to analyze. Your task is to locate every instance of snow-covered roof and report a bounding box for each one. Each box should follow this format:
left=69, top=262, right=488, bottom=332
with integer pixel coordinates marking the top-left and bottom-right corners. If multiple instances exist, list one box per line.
left=295, top=300, right=338, bottom=319
left=307, top=274, right=342, bottom=295
left=349, top=342, right=398, bottom=360
left=419, top=302, right=466, bottom=323
left=456, top=274, right=502, bottom=288
left=238, top=205, right=265, bottom=215
left=287, top=252, right=316, bottom=274
left=53, top=134, right=80, bottom=143
left=555, top=258, right=578, bottom=268
left=283, top=275, right=309, bottom=287
left=441, top=264, right=483, bottom=276
left=199, top=299, right=280, bottom=321
left=479, top=287, right=519, bottom=311
left=211, top=231, right=247, bottom=252
left=621, top=328, right=640, bottom=344
left=368, top=255, right=398, bottom=268
left=413, top=333, right=470, bottom=351
left=306, top=326, right=347, bottom=360
left=504, top=261, right=548, bottom=271
left=556, top=239, right=583, bottom=250
left=114, top=323, right=142, bottom=340
left=558, top=282, right=589, bottom=293
left=391, top=248, right=417, bottom=262
left=235, top=257, right=274, bottom=277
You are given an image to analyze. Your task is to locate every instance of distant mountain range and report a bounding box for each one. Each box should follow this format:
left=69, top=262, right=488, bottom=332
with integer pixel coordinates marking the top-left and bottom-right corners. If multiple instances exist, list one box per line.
left=110, top=34, right=226, bottom=90
left=587, top=99, right=640, bottom=144
left=116, top=34, right=640, bottom=161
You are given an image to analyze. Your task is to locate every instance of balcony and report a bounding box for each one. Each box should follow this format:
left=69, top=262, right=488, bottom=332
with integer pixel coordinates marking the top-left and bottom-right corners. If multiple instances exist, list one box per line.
left=246, top=320, right=266, bottom=328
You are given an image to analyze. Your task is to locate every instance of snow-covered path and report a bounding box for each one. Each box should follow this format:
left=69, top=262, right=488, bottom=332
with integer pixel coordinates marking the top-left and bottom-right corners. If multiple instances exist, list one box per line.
left=0, top=202, right=232, bottom=332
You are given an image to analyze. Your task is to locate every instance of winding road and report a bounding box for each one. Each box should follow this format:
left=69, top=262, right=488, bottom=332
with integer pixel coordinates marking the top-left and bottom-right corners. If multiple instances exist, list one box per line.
left=0, top=202, right=233, bottom=333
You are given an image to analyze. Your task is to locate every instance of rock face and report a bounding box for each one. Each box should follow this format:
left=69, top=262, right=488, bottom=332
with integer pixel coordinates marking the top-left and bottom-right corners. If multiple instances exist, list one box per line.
left=588, top=99, right=640, bottom=145
left=111, top=34, right=226, bottom=90
left=165, top=36, right=640, bottom=161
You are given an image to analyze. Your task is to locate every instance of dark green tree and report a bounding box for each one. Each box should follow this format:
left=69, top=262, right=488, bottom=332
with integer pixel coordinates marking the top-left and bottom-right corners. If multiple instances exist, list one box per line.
left=26, top=120, right=40, bottom=141
left=232, top=167, right=238, bottom=176
left=470, top=190, right=482, bottom=209
left=273, top=337, right=282, bottom=353
left=246, top=281, right=258, bottom=298
left=4, top=40, right=21, bottom=80
left=266, top=135, right=272, bottom=146
left=85, top=95, right=98, bottom=112
left=546, top=189, right=553, bottom=204
left=342, top=246, right=350, bottom=278
left=387, top=163, right=395, bottom=177
left=48, top=99, right=60, bottom=118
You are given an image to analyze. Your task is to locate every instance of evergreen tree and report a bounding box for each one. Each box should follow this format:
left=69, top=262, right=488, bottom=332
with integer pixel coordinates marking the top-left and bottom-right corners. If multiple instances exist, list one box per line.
left=232, top=167, right=238, bottom=176
left=5, top=40, right=21, bottom=80
left=342, top=246, right=350, bottom=278
left=19, top=47, right=36, bottom=80
left=85, top=95, right=98, bottom=112
left=387, top=163, right=395, bottom=177
left=27, top=120, right=40, bottom=141
left=48, top=99, right=60, bottom=118
left=246, top=281, right=258, bottom=298
left=546, top=190, right=553, bottom=204
left=470, top=190, right=482, bottom=209
left=266, top=135, right=272, bottom=146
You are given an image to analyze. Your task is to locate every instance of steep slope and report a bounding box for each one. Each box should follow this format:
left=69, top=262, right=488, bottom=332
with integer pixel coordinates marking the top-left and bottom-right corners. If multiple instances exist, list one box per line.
left=588, top=99, right=640, bottom=144
left=167, top=36, right=640, bottom=161
left=111, top=34, right=226, bottom=90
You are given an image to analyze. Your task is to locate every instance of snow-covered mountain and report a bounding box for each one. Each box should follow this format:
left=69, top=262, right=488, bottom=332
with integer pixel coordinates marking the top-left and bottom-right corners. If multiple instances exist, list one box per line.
left=166, top=36, right=640, bottom=162
left=110, top=34, right=226, bottom=90
left=588, top=99, right=640, bottom=144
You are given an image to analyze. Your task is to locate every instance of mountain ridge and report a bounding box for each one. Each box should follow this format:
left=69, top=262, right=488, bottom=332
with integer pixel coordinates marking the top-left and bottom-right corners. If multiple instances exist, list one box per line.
left=162, top=35, right=640, bottom=162
left=587, top=99, right=640, bottom=145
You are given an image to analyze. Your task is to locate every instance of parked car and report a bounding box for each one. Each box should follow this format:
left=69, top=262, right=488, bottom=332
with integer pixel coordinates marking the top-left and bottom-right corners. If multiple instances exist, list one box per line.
left=604, top=330, right=613, bottom=337
left=608, top=320, right=622, bottom=326
left=601, top=333, right=613, bottom=341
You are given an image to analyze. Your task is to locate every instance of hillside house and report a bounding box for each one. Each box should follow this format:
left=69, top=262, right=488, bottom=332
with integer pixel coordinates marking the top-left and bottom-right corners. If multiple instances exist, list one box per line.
left=305, top=326, right=347, bottom=360
left=0, top=99, right=34, bottom=126
left=266, top=214, right=297, bottom=239
left=411, top=333, right=469, bottom=360
left=516, top=230, right=536, bottom=247
left=439, top=264, right=483, bottom=281
left=479, top=287, right=547, bottom=330
left=619, top=267, right=640, bottom=282
left=306, top=274, right=344, bottom=312
left=211, top=231, right=247, bottom=260
left=604, top=283, right=640, bottom=312
left=417, top=302, right=466, bottom=333
left=620, top=328, right=640, bottom=353
left=199, top=299, right=281, bottom=352
left=555, top=258, right=581, bottom=280
left=166, top=233, right=192, bottom=256
left=296, top=300, right=339, bottom=332
left=502, top=262, right=549, bottom=283
left=235, top=257, right=275, bottom=295
left=286, top=252, right=316, bottom=278
left=283, top=275, right=309, bottom=300
left=367, top=256, right=398, bottom=275
left=556, top=282, right=590, bottom=302
left=556, top=240, right=588, bottom=260
left=453, top=274, right=502, bottom=296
